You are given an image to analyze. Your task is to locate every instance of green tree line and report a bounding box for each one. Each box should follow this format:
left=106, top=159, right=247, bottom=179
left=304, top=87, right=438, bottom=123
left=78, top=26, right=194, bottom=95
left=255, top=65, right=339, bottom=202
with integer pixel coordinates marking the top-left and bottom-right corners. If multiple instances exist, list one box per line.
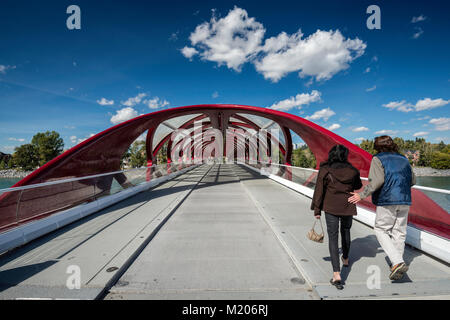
left=0, top=131, right=64, bottom=171
left=358, top=137, right=449, bottom=169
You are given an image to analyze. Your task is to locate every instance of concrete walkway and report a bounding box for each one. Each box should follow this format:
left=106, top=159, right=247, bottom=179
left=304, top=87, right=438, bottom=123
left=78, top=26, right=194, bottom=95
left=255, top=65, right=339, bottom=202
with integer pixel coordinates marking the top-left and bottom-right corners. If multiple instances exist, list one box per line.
left=106, top=164, right=317, bottom=300
left=0, top=164, right=448, bottom=299
left=0, top=166, right=207, bottom=299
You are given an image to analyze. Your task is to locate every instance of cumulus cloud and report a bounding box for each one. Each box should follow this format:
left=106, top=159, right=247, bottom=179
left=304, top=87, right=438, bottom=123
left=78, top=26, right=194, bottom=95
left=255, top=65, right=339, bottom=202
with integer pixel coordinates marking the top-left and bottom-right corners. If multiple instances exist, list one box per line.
left=111, top=107, right=139, bottom=124
left=305, top=108, right=335, bottom=121
left=181, top=46, right=199, bottom=60
left=384, top=98, right=449, bottom=112
left=411, top=15, right=426, bottom=23
left=255, top=29, right=366, bottom=82
left=269, top=90, right=321, bottom=111
left=415, top=98, right=449, bottom=111
left=383, top=100, right=414, bottom=112
left=429, top=118, right=450, bottom=131
left=375, top=129, right=398, bottom=135
left=187, top=7, right=265, bottom=71
left=353, top=127, right=369, bottom=132
left=413, top=131, right=429, bottom=137
left=144, top=97, right=170, bottom=109
left=182, top=7, right=366, bottom=83
left=327, top=123, right=341, bottom=131
left=97, top=97, right=114, bottom=106
left=121, top=93, right=147, bottom=107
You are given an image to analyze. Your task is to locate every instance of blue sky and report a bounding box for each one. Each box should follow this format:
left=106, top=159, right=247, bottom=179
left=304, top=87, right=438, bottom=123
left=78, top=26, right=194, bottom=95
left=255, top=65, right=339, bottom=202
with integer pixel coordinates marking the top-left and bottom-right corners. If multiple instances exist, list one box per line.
left=0, top=0, right=449, bottom=153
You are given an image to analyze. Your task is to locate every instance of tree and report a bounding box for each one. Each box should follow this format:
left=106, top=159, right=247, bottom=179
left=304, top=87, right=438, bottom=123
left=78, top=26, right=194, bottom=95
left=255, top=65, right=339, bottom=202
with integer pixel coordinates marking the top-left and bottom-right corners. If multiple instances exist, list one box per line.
left=128, top=141, right=147, bottom=168
left=292, top=147, right=316, bottom=168
left=31, top=131, right=64, bottom=166
left=0, top=159, right=5, bottom=170
left=358, top=139, right=375, bottom=155
left=12, top=144, right=39, bottom=171
left=430, top=152, right=450, bottom=169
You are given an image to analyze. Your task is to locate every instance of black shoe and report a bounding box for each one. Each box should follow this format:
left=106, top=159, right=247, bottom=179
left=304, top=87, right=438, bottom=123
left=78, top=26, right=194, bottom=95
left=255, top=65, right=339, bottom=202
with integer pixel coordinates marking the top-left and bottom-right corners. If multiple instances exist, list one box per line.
left=330, top=279, right=344, bottom=290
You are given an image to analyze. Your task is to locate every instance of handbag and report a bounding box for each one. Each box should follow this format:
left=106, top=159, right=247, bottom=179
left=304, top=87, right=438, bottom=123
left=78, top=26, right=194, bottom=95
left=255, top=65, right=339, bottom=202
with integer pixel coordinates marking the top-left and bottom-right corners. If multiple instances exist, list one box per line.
left=307, top=218, right=324, bottom=243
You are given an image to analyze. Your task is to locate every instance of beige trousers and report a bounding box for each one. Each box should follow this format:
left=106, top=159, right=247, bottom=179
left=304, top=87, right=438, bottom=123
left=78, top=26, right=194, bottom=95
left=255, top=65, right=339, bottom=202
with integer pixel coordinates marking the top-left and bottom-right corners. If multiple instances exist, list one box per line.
left=374, top=205, right=410, bottom=266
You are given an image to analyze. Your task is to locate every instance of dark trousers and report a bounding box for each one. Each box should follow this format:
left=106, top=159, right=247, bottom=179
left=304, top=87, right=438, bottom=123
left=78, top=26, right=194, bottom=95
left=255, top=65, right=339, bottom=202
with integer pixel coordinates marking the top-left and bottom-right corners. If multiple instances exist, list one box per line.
left=325, top=212, right=353, bottom=272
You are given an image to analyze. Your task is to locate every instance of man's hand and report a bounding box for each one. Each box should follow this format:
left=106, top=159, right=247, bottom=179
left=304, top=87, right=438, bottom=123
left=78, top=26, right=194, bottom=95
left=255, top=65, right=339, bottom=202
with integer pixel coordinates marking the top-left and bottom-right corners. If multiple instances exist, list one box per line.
left=348, top=192, right=361, bottom=204
left=315, top=215, right=321, bottom=219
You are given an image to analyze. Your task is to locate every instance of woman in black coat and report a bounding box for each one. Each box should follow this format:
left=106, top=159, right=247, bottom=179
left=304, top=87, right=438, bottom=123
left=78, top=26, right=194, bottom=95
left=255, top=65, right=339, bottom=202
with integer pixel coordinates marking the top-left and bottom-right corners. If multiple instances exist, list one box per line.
left=311, top=145, right=363, bottom=290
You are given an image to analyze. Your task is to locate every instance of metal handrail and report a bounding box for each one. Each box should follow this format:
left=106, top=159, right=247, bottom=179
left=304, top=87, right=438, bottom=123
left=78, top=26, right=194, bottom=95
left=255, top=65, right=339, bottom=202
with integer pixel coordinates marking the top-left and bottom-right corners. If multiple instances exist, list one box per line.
left=254, top=161, right=450, bottom=195
left=0, top=162, right=188, bottom=193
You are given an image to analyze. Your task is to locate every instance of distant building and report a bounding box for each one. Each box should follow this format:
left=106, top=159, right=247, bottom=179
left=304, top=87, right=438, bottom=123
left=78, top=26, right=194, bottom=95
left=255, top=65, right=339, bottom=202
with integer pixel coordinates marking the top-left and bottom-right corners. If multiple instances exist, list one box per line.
left=405, top=150, right=420, bottom=166
left=292, top=143, right=305, bottom=150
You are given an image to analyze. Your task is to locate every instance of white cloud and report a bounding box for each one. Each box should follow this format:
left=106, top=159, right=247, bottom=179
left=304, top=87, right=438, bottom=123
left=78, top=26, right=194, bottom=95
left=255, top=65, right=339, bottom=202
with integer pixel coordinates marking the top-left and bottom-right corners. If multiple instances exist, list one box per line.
left=412, top=27, right=424, bottom=39
left=305, top=108, right=335, bottom=121
left=183, top=7, right=366, bottom=83
left=8, top=137, right=25, bottom=142
left=97, top=97, right=114, bottom=106
left=181, top=46, right=199, bottom=60
left=187, top=6, right=265, bottom=71
left=383, top=100, right=414, bottom=112
left=384, top=98, right=449, bottom=112
left=375, top=129, right=398, bottom=135
left=0, top=65, right=16, bottom=74
left=111, top=107, right=139, bottom=124
left=70, top=134, right=95, bottom=145
left=327, top=123, right=341, bottom=131
left=353, top=126, right=369, bottom=132
left=414, top=98, right=449, bottom=111
left=411, top=15, right=427, bottom=23
left=144, top=97, right=170, bottom=109
left=366, top=85, right=376, bottom=92
left=269, top=90, right=321, bottom=111
left=212, top=91, right=219, bottom=98
left=413, top=131, right=429, bottom=137
left=255, top=29, right=366, bottom=82
left=121, top=93, right=147, bottom=107
left=364, top=67, right=371, bottom=73
left=355, top=137, right=365, bottom=142
left=429, top=118, right=450, bottom=131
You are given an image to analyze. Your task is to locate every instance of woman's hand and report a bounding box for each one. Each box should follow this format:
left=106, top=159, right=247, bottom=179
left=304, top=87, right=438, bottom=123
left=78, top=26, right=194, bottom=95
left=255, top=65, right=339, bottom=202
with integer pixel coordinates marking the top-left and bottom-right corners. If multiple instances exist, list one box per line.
left=348, top=192, right=361, bottom=204
left=315, top=215, right=321, bottom=219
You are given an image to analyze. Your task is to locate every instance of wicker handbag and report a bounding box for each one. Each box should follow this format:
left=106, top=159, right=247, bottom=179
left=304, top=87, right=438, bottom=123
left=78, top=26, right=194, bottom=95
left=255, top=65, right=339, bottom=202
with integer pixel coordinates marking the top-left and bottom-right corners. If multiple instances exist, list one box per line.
left=307, top=218, right=324, bottom=243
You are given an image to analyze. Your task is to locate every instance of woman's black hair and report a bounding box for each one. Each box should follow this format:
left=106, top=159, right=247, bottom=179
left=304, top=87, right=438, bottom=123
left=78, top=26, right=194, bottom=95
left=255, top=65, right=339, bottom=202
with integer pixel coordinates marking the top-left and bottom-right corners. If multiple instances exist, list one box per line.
left=327, top=144, right=349, bottom=164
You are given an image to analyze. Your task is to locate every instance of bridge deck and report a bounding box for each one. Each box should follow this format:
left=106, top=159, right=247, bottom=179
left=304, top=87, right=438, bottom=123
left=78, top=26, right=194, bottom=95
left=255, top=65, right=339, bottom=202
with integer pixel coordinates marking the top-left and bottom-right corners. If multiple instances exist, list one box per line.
left=0, top=164, right=448, bottom=300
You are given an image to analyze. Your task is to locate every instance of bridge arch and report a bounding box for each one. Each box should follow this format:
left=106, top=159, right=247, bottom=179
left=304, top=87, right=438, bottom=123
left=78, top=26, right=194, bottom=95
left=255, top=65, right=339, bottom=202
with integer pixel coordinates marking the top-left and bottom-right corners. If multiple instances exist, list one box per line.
left=2, top=104, right=448, bottom=240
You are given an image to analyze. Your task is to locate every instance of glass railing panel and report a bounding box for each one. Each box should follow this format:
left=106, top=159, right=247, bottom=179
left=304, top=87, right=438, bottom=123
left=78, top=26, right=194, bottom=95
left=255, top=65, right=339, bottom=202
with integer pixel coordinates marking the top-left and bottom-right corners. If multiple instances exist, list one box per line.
left=0, top=189, right=22, bottom=231
left=17, top=178, right=97, bottom=222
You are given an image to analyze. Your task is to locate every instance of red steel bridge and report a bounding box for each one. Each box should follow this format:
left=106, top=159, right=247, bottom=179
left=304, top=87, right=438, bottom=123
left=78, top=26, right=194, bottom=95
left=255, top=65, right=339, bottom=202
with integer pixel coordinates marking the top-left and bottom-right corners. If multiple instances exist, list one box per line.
left=0, top=104, right=448, bottom=300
